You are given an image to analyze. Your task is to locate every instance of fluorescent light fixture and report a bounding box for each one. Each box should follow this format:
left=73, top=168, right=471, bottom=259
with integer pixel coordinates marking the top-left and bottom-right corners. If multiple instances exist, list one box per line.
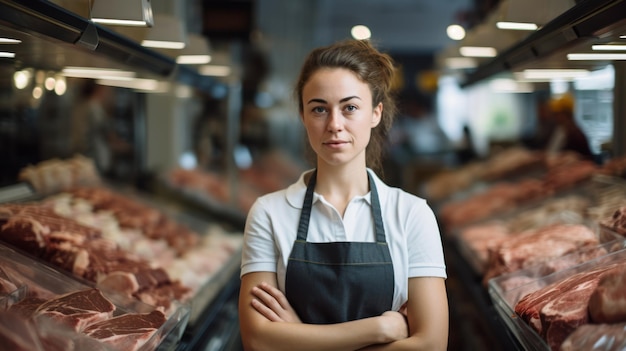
left=96, top=78, right=169, bottom=92
left=0, top=52, right=16, bottom=58
left=444, top=57, right=477, bottom=69
left=459, top=46, right=497, bottom=57
left=141, top=40, right=185, bottom=49
left=592, top=44, right=626, bottom=51
left=621, top=35, right=626, bottom=39
left=568, top=53, right=626, bottom=60
left=517, top=69, right=589, bottom=80
left=496, top=22, right=538, bottom=31
left=446, top=24, right=466, bottom=41
left=141, top=14, right=187, bottom=50
left=91, top=0, right=153, bottom=27
left=200, top=65, right=231, bottom=77
left=61, top=67, right=136, bottom=79
left=177, top=55, right=211, bottom=64
left=176, top=34, right=212, bottom=64
left=489, top=78, right=534, bottom=93
left=0, top=38, right=21, bottom=44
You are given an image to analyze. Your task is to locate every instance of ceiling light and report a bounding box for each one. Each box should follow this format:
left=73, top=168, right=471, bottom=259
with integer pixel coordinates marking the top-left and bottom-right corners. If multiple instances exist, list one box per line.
left=446, top=24, right=466, bottom=41
left=518, top=69, right=589, bottom=80
left=13, top=70, right=30, bottom=89
left=351, top=25, right=371, bottom=40
left=91, top=0, right=153, bottom=27
left=176, top=34, right=211, bottom=65
left=0, top=38, right=21, bottom=44
left=0, top=52, right=16, bottom=58
left=496, top=22, right=538, bottom=31
left=200, top=65, right=231, bottom=77
left=96, top=78, right=168, bottom=92
left=568, top=53, right=626, bottom=60
left=61, top=67, right=136, bottom=79
left=54, top=75, right=67, bottom=95
left=490, top=78, right=534, bottom=93
left=444, top=57, right=477, bottom=69
left=141, top=14, right=187, bottom=49
left=592, top=44, right=626, bottom=51
left=459, top=46, right=497, bottom=57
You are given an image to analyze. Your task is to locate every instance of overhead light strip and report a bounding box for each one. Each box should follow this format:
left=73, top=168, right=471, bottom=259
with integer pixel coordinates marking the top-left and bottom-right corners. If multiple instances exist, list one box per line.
left=176, top=55, right=211, bottom=65
left=0, top=38, right=21, bottom=44
left=592, top=44, right=626, bottom=51
left=61, top=67, right=137, bottom=79
left=496, top=22, right=538, bottom=31
left=0, top=52, right=16, bottom=58
left=92, top=19, right=149, bottom=27
left=141, top=40, right=186, bottom=49
left=568, top=53, right=626, bottom=60
left=459, top=46, right=497, bottom=58
left=515, top=69, right=589, bottom=81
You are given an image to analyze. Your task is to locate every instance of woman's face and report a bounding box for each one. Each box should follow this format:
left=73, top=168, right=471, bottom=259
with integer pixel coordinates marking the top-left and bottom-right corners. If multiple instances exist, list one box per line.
left=300, top=68, right=382, bottom=169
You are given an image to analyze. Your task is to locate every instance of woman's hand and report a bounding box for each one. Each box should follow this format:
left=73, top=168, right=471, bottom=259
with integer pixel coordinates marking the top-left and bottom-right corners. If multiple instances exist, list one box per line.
left=250, top=282, right=302, bottom=323
left=378, top=311, right=409, bottom=343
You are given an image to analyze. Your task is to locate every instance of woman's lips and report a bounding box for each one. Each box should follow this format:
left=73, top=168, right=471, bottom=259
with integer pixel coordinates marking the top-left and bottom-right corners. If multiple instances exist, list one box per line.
left=323, top=140, right=348, bottom=148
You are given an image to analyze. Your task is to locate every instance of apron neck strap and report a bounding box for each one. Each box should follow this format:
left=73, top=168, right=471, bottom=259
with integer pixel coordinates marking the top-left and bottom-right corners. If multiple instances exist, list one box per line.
left=296, top=169, right=387, bottom=243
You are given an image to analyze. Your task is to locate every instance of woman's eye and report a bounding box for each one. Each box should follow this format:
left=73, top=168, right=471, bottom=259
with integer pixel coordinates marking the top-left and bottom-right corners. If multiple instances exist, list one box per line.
left=312, top=106, right=326, bottom=114
left=345, top=105, right=357, bottom=112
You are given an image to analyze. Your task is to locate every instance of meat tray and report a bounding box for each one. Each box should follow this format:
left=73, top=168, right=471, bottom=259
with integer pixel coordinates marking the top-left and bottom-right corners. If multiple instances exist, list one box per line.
left=453, top=190, right=610, bottom=276
left=0, top=242, right=190, bottom=351
left=487, top=240, right=626, bottom=351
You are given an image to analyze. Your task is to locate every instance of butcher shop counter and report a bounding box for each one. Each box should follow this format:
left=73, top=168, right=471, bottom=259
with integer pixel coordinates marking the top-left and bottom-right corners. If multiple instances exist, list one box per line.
left=0, top=179, right=247, bottom=351
left=445, top=236, right=524, bottom=351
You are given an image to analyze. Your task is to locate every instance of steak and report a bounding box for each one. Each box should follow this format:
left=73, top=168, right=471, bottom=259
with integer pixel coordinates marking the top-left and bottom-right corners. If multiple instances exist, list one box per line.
left=34, top=288, right=115, bottom=332
left=588, top=264, right=626, bottom=323
left=0, top=310, right=43, bottom=351
left=483, top=223, right=599, bottom=285
left=83, top=310, right=167, bottom=351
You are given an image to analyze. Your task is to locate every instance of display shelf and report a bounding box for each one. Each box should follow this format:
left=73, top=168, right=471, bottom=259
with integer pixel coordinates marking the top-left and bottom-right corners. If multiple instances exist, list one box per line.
left=177, top=268, right=242, bottom=351
left=445, top=237, right=524, bottom=351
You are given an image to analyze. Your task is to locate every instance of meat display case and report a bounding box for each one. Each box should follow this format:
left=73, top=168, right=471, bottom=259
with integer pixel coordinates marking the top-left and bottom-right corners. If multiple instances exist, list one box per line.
left=0, top=180, right=246, bottom=351
left=488, top=245, right=626, bottom=351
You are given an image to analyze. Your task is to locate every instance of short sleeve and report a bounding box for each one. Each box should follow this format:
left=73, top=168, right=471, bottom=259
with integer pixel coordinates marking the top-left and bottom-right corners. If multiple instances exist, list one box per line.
left=406, top=200, right=447, bottom=279
left=240, top=197, right=279, bottom=277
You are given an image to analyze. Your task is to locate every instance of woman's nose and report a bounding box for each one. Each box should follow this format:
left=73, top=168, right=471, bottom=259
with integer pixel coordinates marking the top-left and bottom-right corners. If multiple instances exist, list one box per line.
left=327, top=109, right=343, bottom=132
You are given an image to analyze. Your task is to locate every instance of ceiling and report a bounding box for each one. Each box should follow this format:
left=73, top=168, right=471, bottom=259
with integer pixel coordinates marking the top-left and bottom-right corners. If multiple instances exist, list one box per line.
left=294, top=0, right=476, bottom=54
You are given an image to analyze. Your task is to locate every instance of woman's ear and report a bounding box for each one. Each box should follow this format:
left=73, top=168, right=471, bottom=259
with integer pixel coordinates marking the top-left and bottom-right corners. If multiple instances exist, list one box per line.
left=372, top=102, right=383, bottom=127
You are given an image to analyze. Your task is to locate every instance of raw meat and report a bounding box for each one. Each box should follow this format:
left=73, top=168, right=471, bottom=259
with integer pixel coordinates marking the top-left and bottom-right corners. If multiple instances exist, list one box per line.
left=0, top=310, right=43, bottom=351
left=83, top=310, right=166, bottom=351
left=560, top=323, right=626, bottom=351
left=483, top=223, right=599, bottom=285
left=34, top=288, right=115, bottom=332
left=588, top=265, right=626, bottom=323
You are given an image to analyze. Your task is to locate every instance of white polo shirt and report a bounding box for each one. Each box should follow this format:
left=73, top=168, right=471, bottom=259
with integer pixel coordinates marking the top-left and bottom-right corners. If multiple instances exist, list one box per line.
left=240, top=169, right=447, bottom=311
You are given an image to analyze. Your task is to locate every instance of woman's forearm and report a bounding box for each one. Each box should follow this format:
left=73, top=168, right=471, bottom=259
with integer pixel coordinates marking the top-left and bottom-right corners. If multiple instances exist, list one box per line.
left=242, top=315, right=392, bottom=351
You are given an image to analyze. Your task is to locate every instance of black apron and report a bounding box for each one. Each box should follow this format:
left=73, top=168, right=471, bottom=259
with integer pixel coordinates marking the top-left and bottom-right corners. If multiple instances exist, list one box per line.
left=285, top=170, right=395, bottom=324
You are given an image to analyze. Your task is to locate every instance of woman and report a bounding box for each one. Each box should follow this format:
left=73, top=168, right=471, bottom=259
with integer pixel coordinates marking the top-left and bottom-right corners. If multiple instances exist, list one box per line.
left=238, top=39, right=448, bottom=351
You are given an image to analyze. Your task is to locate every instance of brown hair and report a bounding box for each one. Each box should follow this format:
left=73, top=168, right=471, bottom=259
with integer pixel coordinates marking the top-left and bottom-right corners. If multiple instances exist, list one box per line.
left=294, top=39, right=397, bottom=173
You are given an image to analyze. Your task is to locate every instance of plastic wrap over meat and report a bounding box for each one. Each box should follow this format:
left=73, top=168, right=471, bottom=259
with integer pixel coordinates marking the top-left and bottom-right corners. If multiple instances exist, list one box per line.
left=560, top=323, right=626, bottom=351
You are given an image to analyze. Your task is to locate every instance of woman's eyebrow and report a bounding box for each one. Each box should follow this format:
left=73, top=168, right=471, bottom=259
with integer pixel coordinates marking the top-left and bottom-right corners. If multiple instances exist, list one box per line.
left=306, top=96, right=361, bottom=105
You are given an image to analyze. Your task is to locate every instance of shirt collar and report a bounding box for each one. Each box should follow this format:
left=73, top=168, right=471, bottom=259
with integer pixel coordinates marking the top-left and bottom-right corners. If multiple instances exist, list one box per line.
left=285, top=168, right=386, bottom=209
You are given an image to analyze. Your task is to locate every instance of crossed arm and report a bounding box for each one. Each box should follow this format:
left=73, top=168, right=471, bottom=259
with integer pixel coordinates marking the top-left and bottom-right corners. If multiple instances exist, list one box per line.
left=238, top=271, right=449, bottom=351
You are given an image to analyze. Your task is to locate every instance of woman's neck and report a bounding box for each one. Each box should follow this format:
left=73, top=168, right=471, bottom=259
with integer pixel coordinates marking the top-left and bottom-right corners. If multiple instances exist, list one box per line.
left=313, top=163, right=370, bottom=217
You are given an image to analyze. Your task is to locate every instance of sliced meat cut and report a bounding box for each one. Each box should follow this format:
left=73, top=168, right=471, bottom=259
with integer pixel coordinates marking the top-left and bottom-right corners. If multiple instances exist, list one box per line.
left=83, top=310, right=166, bottom=351
left=34, top=288, right=115, bottom=332
left=588, top=264, right=626, bottom=323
